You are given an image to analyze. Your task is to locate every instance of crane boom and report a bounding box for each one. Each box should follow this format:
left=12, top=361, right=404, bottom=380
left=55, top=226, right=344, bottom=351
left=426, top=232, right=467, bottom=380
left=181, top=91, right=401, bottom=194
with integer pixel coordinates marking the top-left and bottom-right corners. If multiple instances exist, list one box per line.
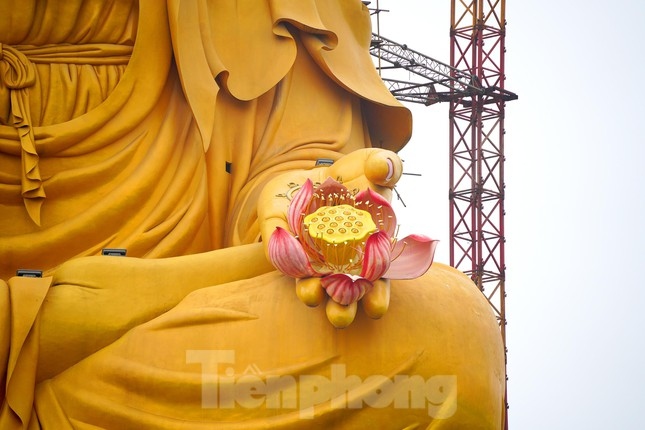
left=370, top=33, right=481, bottom=103
left=369, top=33, right=516, bottom=106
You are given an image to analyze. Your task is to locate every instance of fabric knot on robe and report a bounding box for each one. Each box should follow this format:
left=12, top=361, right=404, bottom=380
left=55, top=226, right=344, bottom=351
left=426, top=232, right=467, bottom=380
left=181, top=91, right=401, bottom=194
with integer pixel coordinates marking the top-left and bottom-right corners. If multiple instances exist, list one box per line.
left=0, top=44, right=43, bottom=225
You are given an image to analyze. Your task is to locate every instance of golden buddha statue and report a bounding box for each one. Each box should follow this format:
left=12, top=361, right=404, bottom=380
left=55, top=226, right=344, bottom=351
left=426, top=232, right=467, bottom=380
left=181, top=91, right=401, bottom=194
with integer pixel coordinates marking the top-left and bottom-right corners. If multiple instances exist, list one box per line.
left=0, top=0, right=505, bottom=428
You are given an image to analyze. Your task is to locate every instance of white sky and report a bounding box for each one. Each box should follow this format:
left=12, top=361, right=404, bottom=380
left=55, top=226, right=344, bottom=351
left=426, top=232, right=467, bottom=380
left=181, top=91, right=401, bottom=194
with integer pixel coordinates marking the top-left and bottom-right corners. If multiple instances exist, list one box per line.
left=373, top=1, right=645, bottom=428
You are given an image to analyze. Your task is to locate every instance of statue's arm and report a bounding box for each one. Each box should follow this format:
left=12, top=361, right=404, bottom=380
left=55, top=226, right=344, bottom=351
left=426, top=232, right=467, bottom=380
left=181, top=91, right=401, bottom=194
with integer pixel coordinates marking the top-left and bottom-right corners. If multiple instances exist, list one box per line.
left=35, top=242, right=273, bottom=381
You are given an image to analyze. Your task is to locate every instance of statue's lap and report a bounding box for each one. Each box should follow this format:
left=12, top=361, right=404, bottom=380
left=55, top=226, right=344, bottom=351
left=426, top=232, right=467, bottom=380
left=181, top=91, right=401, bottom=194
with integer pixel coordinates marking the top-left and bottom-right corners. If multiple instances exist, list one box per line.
left=31, top=263, right=504, bottom=429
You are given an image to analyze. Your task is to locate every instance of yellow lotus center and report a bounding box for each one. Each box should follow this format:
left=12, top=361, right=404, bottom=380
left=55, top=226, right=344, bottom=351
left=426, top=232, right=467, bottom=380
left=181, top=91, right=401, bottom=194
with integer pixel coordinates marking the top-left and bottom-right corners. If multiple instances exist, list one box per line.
left=304, top=204, right=376, bottom=244
left=303, top=204, right=377, bottom=271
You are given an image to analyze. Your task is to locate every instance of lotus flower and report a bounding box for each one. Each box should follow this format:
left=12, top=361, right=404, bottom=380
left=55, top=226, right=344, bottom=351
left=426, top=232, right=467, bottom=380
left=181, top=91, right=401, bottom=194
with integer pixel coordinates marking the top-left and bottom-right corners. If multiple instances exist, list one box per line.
left=268, top=177, right=438, bottom=306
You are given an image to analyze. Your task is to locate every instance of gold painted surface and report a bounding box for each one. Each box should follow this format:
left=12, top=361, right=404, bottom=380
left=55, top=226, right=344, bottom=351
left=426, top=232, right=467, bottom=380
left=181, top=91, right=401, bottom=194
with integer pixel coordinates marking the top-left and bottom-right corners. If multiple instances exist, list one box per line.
left=0, top=1, right=504, bottom=428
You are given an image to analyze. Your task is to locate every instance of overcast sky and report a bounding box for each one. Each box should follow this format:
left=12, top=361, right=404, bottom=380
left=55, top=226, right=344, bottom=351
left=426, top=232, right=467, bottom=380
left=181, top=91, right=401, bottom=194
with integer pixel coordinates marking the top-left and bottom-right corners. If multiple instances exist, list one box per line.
left=374, top=1, right=645, bottom=428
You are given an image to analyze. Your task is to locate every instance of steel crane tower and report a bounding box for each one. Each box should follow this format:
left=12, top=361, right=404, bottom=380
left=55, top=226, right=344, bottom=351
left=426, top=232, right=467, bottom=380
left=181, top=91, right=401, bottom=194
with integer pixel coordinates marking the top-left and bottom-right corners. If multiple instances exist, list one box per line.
left=450, top=2, right=513, bottom=428
left=368, top=1, right=517, bottom=428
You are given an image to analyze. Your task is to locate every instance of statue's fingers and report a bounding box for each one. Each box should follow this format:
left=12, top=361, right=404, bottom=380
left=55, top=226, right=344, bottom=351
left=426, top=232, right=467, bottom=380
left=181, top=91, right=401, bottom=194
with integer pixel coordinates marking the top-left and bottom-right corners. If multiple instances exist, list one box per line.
left=364, top=150, right=402, bottom=188
left=321, top=149, right=402, bottom=204
left=361, top=278, right=391, bottom=319
left=296, top=277, right=325, bottom=307
left=325, top=300, right=358, bottom=328
left=323, top=148, right=386, bottom=183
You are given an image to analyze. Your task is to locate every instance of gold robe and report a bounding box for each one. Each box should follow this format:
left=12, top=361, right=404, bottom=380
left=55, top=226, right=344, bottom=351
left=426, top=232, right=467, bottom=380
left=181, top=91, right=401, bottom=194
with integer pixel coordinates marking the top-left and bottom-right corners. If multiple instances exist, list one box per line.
left=0, top=0, right=411, bottom=279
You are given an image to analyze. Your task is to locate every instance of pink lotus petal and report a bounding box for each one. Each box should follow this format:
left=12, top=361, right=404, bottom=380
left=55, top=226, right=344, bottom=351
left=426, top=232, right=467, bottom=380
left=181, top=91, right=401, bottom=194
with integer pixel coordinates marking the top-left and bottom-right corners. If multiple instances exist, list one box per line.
left=268, top=227, right=318, bottom=278
left=384, top=235, right=439, bottom=279
left=317, top=177, right=350, bottom=196
left=354, top=188, right=397, bottom=236
left=321, top=274, right=373, bottom=305
left=288, top=179, right=313, bottom=236
left=360, top=231, right=392, bottom=281
left=311, top=177, right=352, bottom=211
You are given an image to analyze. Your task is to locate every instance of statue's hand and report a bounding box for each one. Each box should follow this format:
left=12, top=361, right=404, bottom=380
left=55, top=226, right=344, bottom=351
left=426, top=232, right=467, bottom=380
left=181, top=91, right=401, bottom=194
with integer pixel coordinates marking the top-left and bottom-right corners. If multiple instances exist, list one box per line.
left=259, top=148, right=402, bottom=245
left=258, top=148, right=402, bottom=328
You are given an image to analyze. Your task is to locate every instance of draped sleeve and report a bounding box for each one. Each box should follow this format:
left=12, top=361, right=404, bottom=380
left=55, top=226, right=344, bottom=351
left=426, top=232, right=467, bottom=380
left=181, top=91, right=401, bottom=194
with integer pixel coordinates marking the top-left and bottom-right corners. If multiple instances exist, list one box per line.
left=0, top=277, right=51, bottom=429
left=168, top=0, right=411, bottom=153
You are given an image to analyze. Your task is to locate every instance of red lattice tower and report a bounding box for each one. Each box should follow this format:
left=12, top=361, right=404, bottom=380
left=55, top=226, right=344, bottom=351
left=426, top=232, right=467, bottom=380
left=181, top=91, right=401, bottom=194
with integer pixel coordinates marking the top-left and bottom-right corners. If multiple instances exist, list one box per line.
left=450, top=1, right=513, bottom=427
